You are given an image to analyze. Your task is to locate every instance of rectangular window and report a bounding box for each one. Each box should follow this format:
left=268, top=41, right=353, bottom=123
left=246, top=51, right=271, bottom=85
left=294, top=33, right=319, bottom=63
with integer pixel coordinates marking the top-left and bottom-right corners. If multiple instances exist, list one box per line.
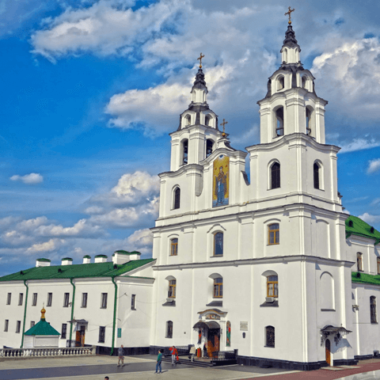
left=4, top=320, right=9, bottom=332
left=61, top=323, right=67, bottom=339
left=82, top=293, right=88, bottom=308
left=47, top=293, right=53, bottom=307
left=101, top=293, right=107, bottom=309
left=357, top=253, right=363, bottom=272
left=213, top=232, right=224, bottom=256
left=213, top=278, right=223, bottom=298
left=30, top=321, right=35, bottom=328
left=268, top=224, right=280, bottom=245
left=99, top=326, right=105, bottom=343
left=18, top=293, right=24, bottom=306
left=170, top=238, right=178, bottom=256
left=267, top=276, right=279, bottom=297
left=63, top=293, right=70, bottom=308
left=32, top=293, right=37, bottom=306
left=168, top=280, right=176, bottom=298
left=6, top=293, right=11, bottom=305
left=16, top=321, right=21, bottom=333
left=166, top=321, right=173, bottom=339
left=131, top=294, right=136, bottom=310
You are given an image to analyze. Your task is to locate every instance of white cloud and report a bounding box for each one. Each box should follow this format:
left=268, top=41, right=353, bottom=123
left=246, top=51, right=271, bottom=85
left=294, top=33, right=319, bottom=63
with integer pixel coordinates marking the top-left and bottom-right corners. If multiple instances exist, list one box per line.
left=359, top=212, right=380, bottom=225
left=35, top=219, right=104, bottom=238
left=10, top=173, right=43, bottom=184
left=367, top=158, right=380, bottom=174
left=84, top=206, right=104, bottom=214
left=339, top=139, right=380, bottom=153
left=26, top=238, right=66, bottom=253
left=126, top=228, right=153, bottom=247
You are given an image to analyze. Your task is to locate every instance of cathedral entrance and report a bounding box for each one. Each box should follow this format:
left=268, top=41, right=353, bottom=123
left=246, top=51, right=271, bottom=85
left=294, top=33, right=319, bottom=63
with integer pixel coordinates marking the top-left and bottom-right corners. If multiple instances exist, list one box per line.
left=207, top=327, right=220, bottom=357
left=325, top=339, right=331, bottom=366
left=75, top=326, right=86, bottom=347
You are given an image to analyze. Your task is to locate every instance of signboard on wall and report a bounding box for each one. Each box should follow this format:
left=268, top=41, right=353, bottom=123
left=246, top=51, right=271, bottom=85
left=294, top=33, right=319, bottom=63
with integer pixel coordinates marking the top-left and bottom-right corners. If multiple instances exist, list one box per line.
left=240, top=321, right=248, bottom=331
left=117, top=328, right=122, bottom=338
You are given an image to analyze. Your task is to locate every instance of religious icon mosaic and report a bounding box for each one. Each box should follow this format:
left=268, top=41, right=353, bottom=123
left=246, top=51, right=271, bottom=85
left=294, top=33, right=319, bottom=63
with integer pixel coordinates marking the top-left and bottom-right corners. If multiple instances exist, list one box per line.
left=213, top=154, right=229, bottom=207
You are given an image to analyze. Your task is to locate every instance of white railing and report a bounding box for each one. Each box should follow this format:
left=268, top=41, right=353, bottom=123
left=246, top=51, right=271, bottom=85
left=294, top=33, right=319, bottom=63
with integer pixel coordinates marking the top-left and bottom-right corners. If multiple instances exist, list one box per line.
left=0, top=346, right=95, bottom=358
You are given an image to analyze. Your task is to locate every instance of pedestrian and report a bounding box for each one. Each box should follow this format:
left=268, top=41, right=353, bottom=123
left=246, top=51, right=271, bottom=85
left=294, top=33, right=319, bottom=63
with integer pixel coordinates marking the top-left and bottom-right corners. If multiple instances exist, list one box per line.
left=104, top=377, right=109, bottom=380
left=189, top=345, right=196, bottom=362
left=155, top=349, right=163, bottom=373
left=169, top=346, right=178, bottom=367
left=203, top=342, right=208, bottom=357
left=117, top=345, right=124, bottom=367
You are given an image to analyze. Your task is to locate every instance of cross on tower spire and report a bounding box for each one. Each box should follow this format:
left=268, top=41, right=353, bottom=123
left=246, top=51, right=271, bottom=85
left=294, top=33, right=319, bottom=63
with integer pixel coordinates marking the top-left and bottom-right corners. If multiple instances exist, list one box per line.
left=197, top=53, right=205, bottom=68
left=285, top=6, right=295, bottom=24
left=220, top=119, right=228, bottom=137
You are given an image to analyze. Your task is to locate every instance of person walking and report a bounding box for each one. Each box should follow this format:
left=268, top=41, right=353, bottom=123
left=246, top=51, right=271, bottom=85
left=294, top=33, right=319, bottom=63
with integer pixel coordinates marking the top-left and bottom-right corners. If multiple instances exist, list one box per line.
left=117, top=345, right=124, bottom=367
left=169, top=346, right=178, bottom=367
left=155, top=349, right=163, bottom=373
left=189, top=345, right=196, bottom=362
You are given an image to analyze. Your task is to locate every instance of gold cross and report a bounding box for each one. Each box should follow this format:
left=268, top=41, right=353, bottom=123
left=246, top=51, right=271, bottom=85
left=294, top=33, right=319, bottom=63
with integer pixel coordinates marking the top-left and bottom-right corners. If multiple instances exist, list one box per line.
left=197, top=53, right=205, bottom=68
left=220, top=119, right=228, bottom=134
left=285, top=6, right=295, bottom=24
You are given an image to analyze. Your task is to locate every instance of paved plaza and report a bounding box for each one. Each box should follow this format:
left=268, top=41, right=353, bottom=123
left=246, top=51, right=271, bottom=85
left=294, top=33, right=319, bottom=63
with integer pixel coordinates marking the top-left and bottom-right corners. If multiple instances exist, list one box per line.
left=0, top=355, right=296, bottom=380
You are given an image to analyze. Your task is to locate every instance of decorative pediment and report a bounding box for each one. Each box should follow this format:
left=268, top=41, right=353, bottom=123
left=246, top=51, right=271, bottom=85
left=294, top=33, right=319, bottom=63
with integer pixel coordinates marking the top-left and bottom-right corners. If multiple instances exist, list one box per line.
left=197, top=308, right=227, bottom=319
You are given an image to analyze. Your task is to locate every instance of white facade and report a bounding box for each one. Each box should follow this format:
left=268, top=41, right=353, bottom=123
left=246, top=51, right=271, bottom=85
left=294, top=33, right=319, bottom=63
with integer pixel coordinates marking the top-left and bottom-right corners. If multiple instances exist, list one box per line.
left=0, top=20, right=380, bottom=371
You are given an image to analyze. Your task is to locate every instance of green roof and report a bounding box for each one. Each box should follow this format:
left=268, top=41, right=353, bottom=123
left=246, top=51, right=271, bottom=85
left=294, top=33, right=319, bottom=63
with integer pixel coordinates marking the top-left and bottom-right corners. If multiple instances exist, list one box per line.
left=95, top=254, right=107, bottom=258
left=346, top=215, right=380, bottom=245
left=24, top=318, right=60, bottom=336
left=0, top=259, right=155, bottom=282
left=352, top=271, right=380, bottom=287
left=83, top=255, right=91, bottom=259
left=61, top=257, right=73, bottom=261
left=36, top=258, right=51, bottom=262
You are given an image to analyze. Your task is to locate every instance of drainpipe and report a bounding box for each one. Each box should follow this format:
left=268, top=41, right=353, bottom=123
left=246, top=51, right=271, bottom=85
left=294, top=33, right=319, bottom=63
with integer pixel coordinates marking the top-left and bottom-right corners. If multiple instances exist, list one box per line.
left=110, top=277, right=118, bottom=356
left=69, top=278, right=76, bottom=347
left=20, top=280, right=29, bottom=348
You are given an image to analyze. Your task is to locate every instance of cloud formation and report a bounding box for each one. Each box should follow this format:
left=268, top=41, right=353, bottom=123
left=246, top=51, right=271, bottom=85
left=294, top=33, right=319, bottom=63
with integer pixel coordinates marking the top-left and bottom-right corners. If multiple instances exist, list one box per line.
left=10, top=173, right=43, bottom=184
left=367, top=159, right=380, bottom=174
left=359, top=212, right=380, bottom=225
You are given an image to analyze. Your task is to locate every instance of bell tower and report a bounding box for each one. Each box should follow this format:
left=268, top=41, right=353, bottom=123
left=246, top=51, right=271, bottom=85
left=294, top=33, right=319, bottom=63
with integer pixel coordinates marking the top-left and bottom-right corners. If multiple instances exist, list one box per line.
left=258, top=18, right=327, bottom=144
left=169, top=56, right=222, bottom=172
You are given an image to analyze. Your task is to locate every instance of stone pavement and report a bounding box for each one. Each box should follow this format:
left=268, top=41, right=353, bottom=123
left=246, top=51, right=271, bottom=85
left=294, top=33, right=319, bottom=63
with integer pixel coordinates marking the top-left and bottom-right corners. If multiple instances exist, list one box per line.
left=0, top=355, right=296, bottom=380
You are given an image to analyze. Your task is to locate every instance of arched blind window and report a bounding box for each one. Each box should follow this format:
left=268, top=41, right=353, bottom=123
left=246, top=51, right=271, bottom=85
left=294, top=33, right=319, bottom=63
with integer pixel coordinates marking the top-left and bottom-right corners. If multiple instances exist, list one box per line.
left=357, top=253, right=363, bottom=272
left=214, top=232, right=224, bottom=256
left=313, top=163, right=320, bottom=189
left=371, top=296, right=377, bottom=324
left=266, top=326, right=275, bottom=347
left=271, top=163, right=280, bottom=189
left=174, top=188, right=180, bottom=209
left=166, top=321, right=173, bottom=338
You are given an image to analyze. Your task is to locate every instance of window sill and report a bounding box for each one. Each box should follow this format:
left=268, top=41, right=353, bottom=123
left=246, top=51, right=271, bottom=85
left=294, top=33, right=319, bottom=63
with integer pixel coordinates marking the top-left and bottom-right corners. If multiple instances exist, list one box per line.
left=371, top=322, right=378, bottom=324
left=162, top=300, right=176, bottom=307
left=321, top=309, right=335, bottom=312
left=260, top=300, right=278, bottom=307
left=131, top=308, right=136, bottom=311
left=98, top=341, right=105, bottom=344
left=264, top=345, right=275, bottom=348
left=81, top=306, right=87, bottom=308
left=210, top=255, right=223, bottom=258
left=100, top=307, right=107, bottom=309
left=267, top=244, right=280, bottom=246
left=169, top=255, right=178, bottom=257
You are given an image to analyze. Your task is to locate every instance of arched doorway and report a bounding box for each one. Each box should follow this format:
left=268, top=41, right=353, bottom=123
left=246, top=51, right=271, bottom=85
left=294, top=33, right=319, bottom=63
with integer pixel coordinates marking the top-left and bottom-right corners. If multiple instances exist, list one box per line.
left=325, top=339, right=331, bottom=366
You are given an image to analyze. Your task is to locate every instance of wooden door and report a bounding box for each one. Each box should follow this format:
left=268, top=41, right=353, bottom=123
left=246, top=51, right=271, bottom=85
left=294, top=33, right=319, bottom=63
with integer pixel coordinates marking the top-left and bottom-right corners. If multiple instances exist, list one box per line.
left=75, top=331, right=81, bottom=347
left=80, top=326, right=85, bottom=346
left=214, top=334, right=220, bottom=352
left=325, top=339, right=331, bottom=366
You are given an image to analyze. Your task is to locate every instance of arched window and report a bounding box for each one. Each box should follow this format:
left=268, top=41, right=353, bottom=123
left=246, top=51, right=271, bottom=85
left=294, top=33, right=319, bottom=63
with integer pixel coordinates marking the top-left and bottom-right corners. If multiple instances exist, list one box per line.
left=265, top=326, right=275, bottom=347
left=371, top=296, right=377, bottom=323
left=185, top=114, right=191, bottom=126
left=357, top=253, right=363, bottom=272
left=268, top=224, right=280, bottom=245
left=306, top=107, right=311, bottom=135
left=267, top=275, right=278, bottom=297
left=206, top=139, right=214, bottom=157
left=173, top=187, right=180, bottom=209
left=302, top=76, right=307, bottom=89
left=277, top=76, right=284, bottom=90
left=275, top=107, right=284, bottom=136
left=314, top=162, right=321, bottom=189
left=168, top=279, right=176, bottom=298
left=182, top=139, right=188, bottom=165
left=283, top=49, right=288, bottom=63
left=213, top=232, right=224, bottom=256
left=213, top=277, right=223, bottom=298
left=226, top=321, right=231, bottom=347
left=166, top=321, right=173, bottom=338
left=205, top=115, right=212, bottom=126
left=270, top=162, right=281, bottom=189
left=170, top=238, right=178, bottom=256
left=377, top=258, right=380, bottom=275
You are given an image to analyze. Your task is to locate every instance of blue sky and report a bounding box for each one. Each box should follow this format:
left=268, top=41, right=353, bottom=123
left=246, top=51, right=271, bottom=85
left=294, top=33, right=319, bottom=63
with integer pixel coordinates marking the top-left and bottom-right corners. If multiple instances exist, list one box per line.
left=0, top=0, right=379, bottom=275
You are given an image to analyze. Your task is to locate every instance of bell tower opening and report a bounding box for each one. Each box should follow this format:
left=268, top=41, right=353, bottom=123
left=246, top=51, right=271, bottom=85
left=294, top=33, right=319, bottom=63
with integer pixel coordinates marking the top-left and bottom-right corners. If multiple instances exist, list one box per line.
left=182, top=139, right=188, bottom=165
left=277, top=76, right=285, bottom=91
left=206, top=139, right=214, bottom=158
left=275, top=107, right=284, bottom=137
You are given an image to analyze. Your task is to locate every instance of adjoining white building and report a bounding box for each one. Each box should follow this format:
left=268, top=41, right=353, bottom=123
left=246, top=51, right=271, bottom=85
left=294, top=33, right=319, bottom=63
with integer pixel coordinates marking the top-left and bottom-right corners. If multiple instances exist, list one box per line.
left=0, top=19, right=380, bottom=371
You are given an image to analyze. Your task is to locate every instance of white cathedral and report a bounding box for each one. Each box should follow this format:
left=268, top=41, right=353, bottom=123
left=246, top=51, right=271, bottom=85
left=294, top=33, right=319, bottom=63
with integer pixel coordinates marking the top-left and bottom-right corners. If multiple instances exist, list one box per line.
left=1, top=19, right=380, bottom=371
